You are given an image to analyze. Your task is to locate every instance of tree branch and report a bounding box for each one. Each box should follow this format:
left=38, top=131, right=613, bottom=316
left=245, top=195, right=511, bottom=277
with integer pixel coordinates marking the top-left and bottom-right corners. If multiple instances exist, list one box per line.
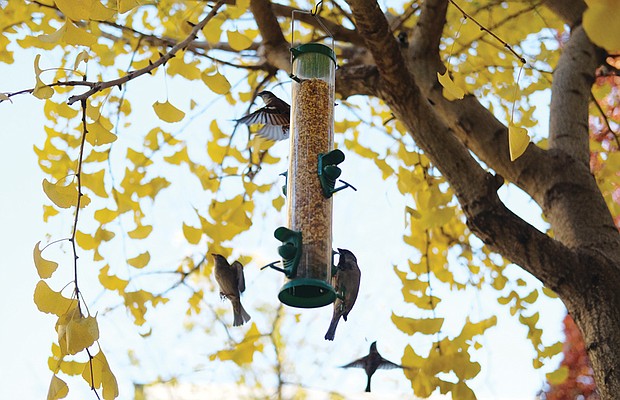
left=409, top=0, right=447, bottom=62
left=66, top=1, right=227, bottom=105
left=249, top=0, right=291, bottom=72
left=335, top=64, right=379, bottom=99
left=345, top=0, right=585, bottom=293
left=549, top=26, right=604, bottom=166
left=270, top=3, right=364, bottom=46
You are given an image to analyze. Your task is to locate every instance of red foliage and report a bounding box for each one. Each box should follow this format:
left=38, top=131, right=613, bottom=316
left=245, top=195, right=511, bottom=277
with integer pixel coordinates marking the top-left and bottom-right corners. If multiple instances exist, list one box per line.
left=542, top=314, right=599, bottom=400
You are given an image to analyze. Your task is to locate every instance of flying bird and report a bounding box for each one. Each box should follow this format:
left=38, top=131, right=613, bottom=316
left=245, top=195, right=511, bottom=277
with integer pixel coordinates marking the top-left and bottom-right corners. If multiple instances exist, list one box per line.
left=341, top=341, right=404, bottom=392
left=325, top=248, right=361, bottom=341
left=237, top=90, right=290, bottom=141
left=212, top=253, right=251, bottom=326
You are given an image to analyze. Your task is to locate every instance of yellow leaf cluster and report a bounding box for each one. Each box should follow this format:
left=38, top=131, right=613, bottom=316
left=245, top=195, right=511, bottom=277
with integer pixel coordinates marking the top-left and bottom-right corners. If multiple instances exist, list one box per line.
left=55, top=305, right=99, bottom=356
left=211, top=323, right=264, bottom=366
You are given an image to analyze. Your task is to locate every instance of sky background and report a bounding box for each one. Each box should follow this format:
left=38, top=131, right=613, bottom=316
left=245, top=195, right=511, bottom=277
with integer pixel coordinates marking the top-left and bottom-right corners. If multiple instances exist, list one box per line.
left=0, top=39, right=567, bottom=400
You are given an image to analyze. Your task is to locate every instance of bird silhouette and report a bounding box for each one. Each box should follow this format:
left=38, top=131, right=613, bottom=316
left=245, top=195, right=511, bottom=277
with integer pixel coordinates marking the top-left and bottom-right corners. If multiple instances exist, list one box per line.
left=341, top=341, right=404, bottom=392
left=212, top=253, right=251, bottom=326
left=325, top=248, right=361, bottom=341
left=237, top=91, right=290, bottom=141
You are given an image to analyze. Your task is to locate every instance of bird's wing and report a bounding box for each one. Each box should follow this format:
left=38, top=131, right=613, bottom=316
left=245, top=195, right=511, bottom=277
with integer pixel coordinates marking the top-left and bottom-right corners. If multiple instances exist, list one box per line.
left=377, top=358, right=403, bottom=370
left=257, top=124, right=289, bottom=141
left=232, top=261, right=246, bottom=293
left=340, top=357, right=367, bottom=369
left=237, top=108, right=289, bottom=126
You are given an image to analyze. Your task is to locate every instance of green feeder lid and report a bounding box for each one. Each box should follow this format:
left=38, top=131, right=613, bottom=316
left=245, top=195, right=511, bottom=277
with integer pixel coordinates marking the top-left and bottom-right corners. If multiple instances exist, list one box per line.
left=291, top=43, right=336, bottom=64
left=278, top=278, right=336, bottom=308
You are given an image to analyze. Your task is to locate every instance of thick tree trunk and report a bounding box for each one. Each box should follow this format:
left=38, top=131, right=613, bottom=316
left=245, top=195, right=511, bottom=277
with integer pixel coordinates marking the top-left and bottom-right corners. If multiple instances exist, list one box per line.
left=557, top=252, right=620, bottom=399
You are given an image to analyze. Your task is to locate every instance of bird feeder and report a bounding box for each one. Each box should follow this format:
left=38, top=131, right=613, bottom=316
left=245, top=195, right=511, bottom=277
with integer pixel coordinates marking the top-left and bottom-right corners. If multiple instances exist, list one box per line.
left=263, top=9, right=353, bottom=308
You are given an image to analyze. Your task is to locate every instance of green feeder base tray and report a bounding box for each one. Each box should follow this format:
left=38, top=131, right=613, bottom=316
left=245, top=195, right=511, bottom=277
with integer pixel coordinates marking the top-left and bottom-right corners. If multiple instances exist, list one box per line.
left=278, top=278, right=336, bottom=308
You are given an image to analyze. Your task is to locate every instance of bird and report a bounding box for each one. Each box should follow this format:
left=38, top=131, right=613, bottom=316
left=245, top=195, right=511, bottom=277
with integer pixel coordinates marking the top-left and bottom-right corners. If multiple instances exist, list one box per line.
left=212, top=253, right=251, bottom=326
left=341, top=341, right=404, bottom=392
left=237, top=91, right=290, bottom=141
left=325, top=248, right=361, bottom=341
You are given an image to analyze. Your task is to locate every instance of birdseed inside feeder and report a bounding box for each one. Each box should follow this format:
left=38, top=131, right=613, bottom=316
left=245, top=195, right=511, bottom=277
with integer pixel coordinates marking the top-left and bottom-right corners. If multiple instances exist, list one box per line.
left=277, top=42, right=337, bottom=308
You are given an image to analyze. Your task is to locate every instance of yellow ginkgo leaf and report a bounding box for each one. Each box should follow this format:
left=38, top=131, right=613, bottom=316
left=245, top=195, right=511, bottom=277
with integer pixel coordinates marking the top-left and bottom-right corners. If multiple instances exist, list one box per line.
left=82, top=351, right=119, bottom=400
left=65, top=314, right=100, bottom=355
left=47, top=375, right=69, bottom=400
left=118, top=0, right=143, bottom=13
left=33, top=241, right=59, bottom=279
left=39, top=21, right=97, bottom=46
left=201, top=71, right=231, bottom=95
left=437, top=71, right=465, bottom=100
left=33, top=55, right=54, bottom=99
left=0, top=93, right=12, bottom=103
left=227, top=31, right=253, bottom=51
left=127, top=225, right=153, bottom=239
left=391, top=313, right=444, bottom=335
left=38, top=23, right=68, bottom=43
left=182, top=223, right=202, bottom=244
left=63, top=21, right=98, bottom=46
left=53, top=0, right=116, bottom=21
left=128, top=251, right=150, bottom=268
left=34, top=280, right=74, bottom=316
left=94, top=208, right=118, bottom=224
left=203, top=14, right=225, bottom=43
left=99, top=265, right=128, bottom=292
left=508, top=124, right=529, bottom=161
left=73, top=50, right=89, bottom=70
left=42, top=179, right=78, bottom=209
left=583, top=0, right=620, bottom=52
left=153, top=100, right=185, bottom=123
left=210, top=323, right=264, bottom=366
left=86, top=120, right=117, bottom=146
left=546, top=365, right=569, bottom=385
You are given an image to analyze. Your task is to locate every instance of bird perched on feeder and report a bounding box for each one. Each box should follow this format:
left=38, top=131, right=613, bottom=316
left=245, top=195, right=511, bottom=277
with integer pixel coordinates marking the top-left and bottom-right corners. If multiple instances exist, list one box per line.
left=212, top=253, right=251, bottom=326
left=237, top=91, right=290, bottom=141
left=325, top=248, right=361, bottom=341
left=341, top=341, right=405, bottom=392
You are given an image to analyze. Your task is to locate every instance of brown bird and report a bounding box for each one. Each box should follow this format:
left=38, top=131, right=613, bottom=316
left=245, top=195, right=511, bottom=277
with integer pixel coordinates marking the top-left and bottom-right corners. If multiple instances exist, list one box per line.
left=237, top=91, right=290, bottom=141
left=212, top=253, right=251, bottom=326
left=325, top=248, right=361, bottom=341
left=341, top=341, right=404, bottom=392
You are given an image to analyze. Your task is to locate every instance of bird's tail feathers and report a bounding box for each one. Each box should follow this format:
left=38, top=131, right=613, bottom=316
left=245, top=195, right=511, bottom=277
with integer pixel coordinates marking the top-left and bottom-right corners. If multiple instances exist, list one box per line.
left=324, top=314, right=340, bottom=341
left=232, top=300, right=251, bottom=327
